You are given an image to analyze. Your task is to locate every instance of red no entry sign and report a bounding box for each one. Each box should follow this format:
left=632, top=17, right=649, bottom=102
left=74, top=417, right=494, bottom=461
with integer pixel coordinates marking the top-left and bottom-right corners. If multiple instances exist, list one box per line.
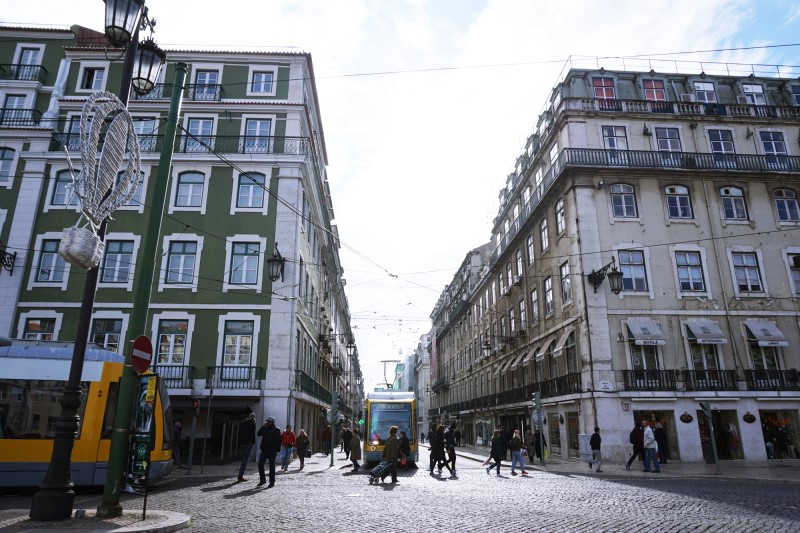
left=131, top=335, right=153, bottom=375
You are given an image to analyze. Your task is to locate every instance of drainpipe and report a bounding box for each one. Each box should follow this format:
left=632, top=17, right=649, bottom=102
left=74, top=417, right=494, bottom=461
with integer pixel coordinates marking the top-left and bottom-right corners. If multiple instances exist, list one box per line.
left=574, top=196, right=599, bottom=430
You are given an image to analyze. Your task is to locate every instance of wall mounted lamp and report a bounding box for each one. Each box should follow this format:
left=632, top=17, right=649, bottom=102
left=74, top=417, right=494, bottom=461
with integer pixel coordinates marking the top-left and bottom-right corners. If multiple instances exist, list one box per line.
left=586, top=257, right=624, bottom=294
left=266, top=243, right=285, bottom=282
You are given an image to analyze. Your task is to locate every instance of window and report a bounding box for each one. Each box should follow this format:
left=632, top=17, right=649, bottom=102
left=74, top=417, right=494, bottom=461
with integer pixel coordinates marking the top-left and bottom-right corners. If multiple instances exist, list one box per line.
left=24, top=318, right=55, bottom=341
left=732, top=252, right=763, bottom=293
left=547, top=342, right=558, bottom=378
left=534, top=167, right=543, bottom=187
left=555, top=198, right=565, bottom=234
left=101, top=240, right=133, bottom=283
left=694, top=81, right=717, bottom=103
left=518, top=299, right=527, bottom=330
left=230, top=243, right=260, bottom=285
left=52, top=170, right=79, bottom=206
left=166, top=241, right=197, bottom=284
left=81, top=67, right=105, bottom=90
left=655, top=127, right=682, bottom=166
left=565, top=333, right=578, bottom=374
left=619, top=249, right=647, bottom=291
left=91, top=318, right=122, bottom=352
left=515, top=250, right=523, bottom=280
left=0, top=147, right=14, bottom=183
left=602, top=125, right=628, bottom=164
left=790, top=254, right=800, bottom=295
left=760, top=131, right=788, bottom=169
left=720, top=187, right=748, bottom=221
left=193, top=70, right=219, bottom=100
left=774, top=189, right=800, bottom=222
left=709, top=129, right=736, bottom=168
left=530, top=288, right=539, bottom=323
left=509, top=308, right=516, bottom=332
left=237, top=173, right=265, bottom=208
left=750, top=344, right=779, bottom=371
left=224, top=321, right=254, bottom=365
left=116, top=171, right=144, bottom=207
left=549, top=144, right=558, bottom=166
left=643, top=79, right=666, bottom=101
left=185, top=118, right=213, bottom=153
left=17, top=47, right=40, bottom=80
left=37, top=240, right=65, bottom=282
left=742, top=84, right=765, bottom=105
left=1, top=94, right=27, bottom=125
left=251, top=71, right=274, bottom=93
left=676, top=251, right=705, bottom=292
left=244, top=119, right=272, bottom=153
left=539, top=219, right=549, bottom=251
left=592, top=77, right=615, bottom=99
left=610, top=183, right=638, bottom=218
left=175, top=172, right=204, bottom=207
left=133, top=117, right=157, bottom=152
left=665, top=185, right=693, bottom=219
left=544, top=277, right=553, bottom=315
left=792, top=85, right=800, bottom=105
left=526, top=235, right=535, bottom=266
left=560, top=261, right=571, bottom=304
left=157, top=320, right=187, bottom=364
left=631, top=343, right=660, bottom=370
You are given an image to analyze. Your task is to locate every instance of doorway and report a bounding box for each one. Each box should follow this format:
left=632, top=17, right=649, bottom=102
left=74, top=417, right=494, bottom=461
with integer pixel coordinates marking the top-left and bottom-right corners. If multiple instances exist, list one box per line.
left=696, top=409, right=740, bottom=460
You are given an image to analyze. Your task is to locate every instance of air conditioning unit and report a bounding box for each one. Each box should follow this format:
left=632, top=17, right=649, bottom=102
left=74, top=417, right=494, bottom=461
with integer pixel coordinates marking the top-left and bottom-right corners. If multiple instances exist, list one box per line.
left=680, top=93, right=696, bottom=102
left=736, top=95, right=749, bottom=105
left=512, top=275, right=522, bottom=286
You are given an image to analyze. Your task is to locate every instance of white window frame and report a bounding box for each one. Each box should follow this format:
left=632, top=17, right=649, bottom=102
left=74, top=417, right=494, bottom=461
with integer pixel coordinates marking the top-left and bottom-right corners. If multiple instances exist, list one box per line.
left=158, top=233, right=204, bottom=292
left=181, top=114, right=217, bottom=154
left=539, top=218, right=549, bottom=252
left=114, top=168, right=149, bottom=214
left=13, top=43, right=44, bottom=66
left=643, top=79, right=666, bottom=101
left=98, top=232, right=141, bottom=291
left=727, top=246, right=768, bottom=297
left=216, top=313, right=261, bottom=368
left=223, top=234, right=267, bottom=293
left=28, top=232, right=71, bottom=291
left=89, top=310, right=129, bottom=353
left=544, top=277, right=554, bottom=316
left=0, top=143, right=21, bottom=189
left=782, top=247, right=800, bottom=295
left=670, top=244, right=711, bottom=299
left=719, top=186, right=749, bottom=224
left=43, top=166, right=81, bottom=213
left=693, top=81, right=717, bottom=103
left=773, top=188, right=800, bottom=224
left=17, top=310, right=63, bottom=341
left=151, top=311, right=195, bottom=366
left=231, top=168, right=269, bottom=215
left=555, top=198, right=565, bottom=234
left=559, top=261, right=572, bottom=306
left=665, top=184, right=694, bottom=220
left=168, top=164, right=211, bottom=215
left=609, top=183, right=640, bottom=221
left=613, top=245, right=654, bottom=298
left=742, top=83, right=766, bottom=105
left=75, top=61, right=109, bottom=93
left=246, top=65, right=277, bottom=96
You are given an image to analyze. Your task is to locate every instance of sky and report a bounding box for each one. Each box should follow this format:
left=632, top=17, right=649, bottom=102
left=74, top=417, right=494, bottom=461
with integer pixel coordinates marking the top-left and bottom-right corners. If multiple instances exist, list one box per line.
left=4, top=0, right=800, bottom=391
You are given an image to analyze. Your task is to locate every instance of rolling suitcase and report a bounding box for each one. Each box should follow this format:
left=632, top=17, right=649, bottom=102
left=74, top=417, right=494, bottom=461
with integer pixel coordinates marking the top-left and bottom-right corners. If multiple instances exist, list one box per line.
left=368, top=460, right=392, bottom=483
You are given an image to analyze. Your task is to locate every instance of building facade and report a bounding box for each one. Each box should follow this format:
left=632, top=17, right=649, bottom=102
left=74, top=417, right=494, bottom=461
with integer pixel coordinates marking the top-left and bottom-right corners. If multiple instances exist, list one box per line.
left=429, top=64, right=800, bottom=462
left=0, top=24, right=363, bottom=460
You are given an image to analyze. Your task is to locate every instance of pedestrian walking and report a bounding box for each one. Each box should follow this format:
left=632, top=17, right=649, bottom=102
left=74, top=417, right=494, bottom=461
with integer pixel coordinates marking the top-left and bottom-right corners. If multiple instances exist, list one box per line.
left=454, top=426, right=461, bottom=447
left=350, top=427, right=362, bottom=471
left=322, top=424, right=332, bottom=455
left=399, top=431, right=411, bottom=470
left=533, top=429, right=547, bottom=460
left=588, top=427, right=604, bottom=472
left=256, top=417, right=281, bottom=487
left=524, top=429, right=534, bottom=463
left=509, top=429, right=528, bottom=476
left=486, top=429, right=504, bottom=475
left=381, top=425, right=400, bottom=483
left=642, top=420, right=661, bottom=473
left=237, top=413, right=256, bottom=482
left=430, top=424, right=453, bottom=475
left=625, top=423, right=644, bottom=471
left=172, top=421, right=182, bottom=468
left=296, top=429, right=310, bottom=471
left=280, top=423, right=296, bottom=471
left=499, top=425, right=510, bottom=460
left=654, top=422, right=669, bottom=464
left=342, top=426, right=353, bottom=459
left=444, top=423, right=457, bottom=474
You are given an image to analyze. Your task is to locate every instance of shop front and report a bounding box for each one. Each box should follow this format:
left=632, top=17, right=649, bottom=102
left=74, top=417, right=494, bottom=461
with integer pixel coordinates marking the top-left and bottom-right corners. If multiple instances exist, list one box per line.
left=696, top=408, right=741, bottom=460
left=635, top=410, right=680, bottom=461
left=760, top=409, right=799, bottom=460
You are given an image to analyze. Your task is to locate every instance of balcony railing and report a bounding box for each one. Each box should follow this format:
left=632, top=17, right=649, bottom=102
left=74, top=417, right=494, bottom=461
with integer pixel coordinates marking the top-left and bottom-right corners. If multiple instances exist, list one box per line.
left=0, top=108, right=41, bottom=126
left=152, top=364, right=192, bottom=388
left=207, top=365, right=264, bottom=389
left=536, top=373, right=583, bottom=398
left=297, top=370, right=332, bottom=403
left=0, top=64, right=48, bottom=84
left=337, top=398, right=353, bottom=417
left=683, top=369, right=738, bottom=391
left=175, top=134, right=310, bottom=155
left=50, top=132, right=163, bottom=153
left=185, top=84, right=223, bottom=101
left=745, top=369, right=800, bottom=391
left=623, top=370, right=677, bottom=391
left=567, top=97, right=800, bottom=120
left=131, top=83, right=175, bottom=101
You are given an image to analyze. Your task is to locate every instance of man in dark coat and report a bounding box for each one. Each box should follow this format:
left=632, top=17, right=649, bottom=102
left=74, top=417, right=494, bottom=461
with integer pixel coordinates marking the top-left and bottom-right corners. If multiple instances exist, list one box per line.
left=626, top=423, right=644, bottom=471
left=342, top=426, right=353, bottom=459
left=430, top=424, right=453, bottom=475
left=237, top=412, right=256, bottom=482
left=445, top=423, right=457, bottom=474
left=171, top=421, right=182, bottom=467
left=654, top=423, right=669, bottom=464
left=499, top=425, right=510, bottom=460
left=381, top=425, right=401, bottom=483
left=256, top=417, right=282, bottom=487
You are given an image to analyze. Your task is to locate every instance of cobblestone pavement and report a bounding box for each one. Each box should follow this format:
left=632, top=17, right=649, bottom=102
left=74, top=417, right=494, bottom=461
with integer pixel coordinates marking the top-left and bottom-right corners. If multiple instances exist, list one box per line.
left=2, top=449, right=799, bottom=532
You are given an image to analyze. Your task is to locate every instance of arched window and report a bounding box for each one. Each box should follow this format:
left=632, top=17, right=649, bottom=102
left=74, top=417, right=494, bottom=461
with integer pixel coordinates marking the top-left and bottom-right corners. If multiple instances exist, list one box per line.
left=774, top=188, right=800, bottom=222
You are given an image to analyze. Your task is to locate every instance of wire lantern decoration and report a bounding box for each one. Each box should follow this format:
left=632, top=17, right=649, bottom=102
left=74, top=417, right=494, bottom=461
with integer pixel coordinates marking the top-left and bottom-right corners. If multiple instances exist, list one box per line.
left=59, top=91, right=142, bottom=269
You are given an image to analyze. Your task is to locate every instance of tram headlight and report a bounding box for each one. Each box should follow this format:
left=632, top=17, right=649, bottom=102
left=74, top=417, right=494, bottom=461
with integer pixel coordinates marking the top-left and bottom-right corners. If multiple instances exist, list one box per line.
left=370, top=440, right=379, bottom=446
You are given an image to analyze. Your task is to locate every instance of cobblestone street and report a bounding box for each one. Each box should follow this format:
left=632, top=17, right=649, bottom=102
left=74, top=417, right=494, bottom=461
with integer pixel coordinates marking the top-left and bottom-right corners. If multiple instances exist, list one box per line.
left=2, top=448, right=799, bottom=532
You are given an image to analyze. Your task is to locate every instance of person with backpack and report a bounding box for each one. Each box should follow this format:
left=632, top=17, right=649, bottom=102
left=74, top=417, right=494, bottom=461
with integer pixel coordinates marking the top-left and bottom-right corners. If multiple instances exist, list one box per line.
left=626, top=422, right=644, bottom=471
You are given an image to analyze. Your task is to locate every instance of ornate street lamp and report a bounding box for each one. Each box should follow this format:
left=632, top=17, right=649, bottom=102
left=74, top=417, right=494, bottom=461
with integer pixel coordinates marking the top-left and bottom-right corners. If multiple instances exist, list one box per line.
left=267, top=243, right=286, bottom=282
left=586, top=257, right=624, bottom=294
left=103, top=0, right=144, bottom=47
left=132, top=37, right=166, bottom=95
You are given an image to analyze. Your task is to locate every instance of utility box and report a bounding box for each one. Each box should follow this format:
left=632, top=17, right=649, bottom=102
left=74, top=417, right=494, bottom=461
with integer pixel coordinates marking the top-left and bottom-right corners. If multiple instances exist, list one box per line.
left=578, top=434, right=592, bottom=462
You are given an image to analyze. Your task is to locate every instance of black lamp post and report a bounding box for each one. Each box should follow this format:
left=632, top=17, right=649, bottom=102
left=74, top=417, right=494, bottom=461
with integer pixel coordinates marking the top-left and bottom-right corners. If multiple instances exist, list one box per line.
left=586, top=257, right=624, bottom=294
left=29, top=1, right=163, bottom=522
left=267, top=243, right=286, bottom=282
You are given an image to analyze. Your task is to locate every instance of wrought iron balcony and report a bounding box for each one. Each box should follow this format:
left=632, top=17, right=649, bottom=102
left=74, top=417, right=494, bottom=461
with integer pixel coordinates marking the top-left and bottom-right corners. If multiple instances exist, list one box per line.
left=745, top=369, right=800, bottom=391
left=0, top=108, right=41, bottom=126
left=152, top=364, right=192, bottom=388
left=50, top=132, right=163, bottom=153
left=207, top=365, right=264, bottom=389
left=0, top=63, right=48, bottom=84
left=536, top=373, right=583, bottom=398
left=185, top=84, right=223, bottom=101
left=131, top=83, right=174, bottom=101
left=683, top=369, right=739, bottom=391
left=175, top=134, right=310, bottom=155
left=623, top=370, right=677, bottom=391
left=567, top=96, right=800, bottom=120
left=296, top=370, right=332, bottom=403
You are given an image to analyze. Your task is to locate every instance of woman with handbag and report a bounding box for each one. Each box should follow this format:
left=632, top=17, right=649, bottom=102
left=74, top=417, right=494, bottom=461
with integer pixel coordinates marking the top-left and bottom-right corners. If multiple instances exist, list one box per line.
left=399, top=431, right=411, bottom=470
left=296, top=429, right=310, bottom=471
left=349, top=427, right=362, bottom=471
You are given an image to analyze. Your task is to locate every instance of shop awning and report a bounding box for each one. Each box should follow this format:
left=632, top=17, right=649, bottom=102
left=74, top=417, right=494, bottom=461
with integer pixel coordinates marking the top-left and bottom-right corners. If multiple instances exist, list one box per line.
left=494, top=355, right=515, bottom=376
left=553, top=328, right=575, bottom=355
left=508, top=351, right=528, bottom=371
left=744, top=319, right=789, bottom=347
left=685, top=319, right=727, bottom=344
left=521, top=343, right=541, bottom=365
left=626, top=318, right=666, bottom=346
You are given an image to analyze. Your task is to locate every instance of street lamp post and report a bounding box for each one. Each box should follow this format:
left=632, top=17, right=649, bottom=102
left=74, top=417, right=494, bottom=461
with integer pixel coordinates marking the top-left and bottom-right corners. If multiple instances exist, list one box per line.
left=28, top=0, right=163, bottom=522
